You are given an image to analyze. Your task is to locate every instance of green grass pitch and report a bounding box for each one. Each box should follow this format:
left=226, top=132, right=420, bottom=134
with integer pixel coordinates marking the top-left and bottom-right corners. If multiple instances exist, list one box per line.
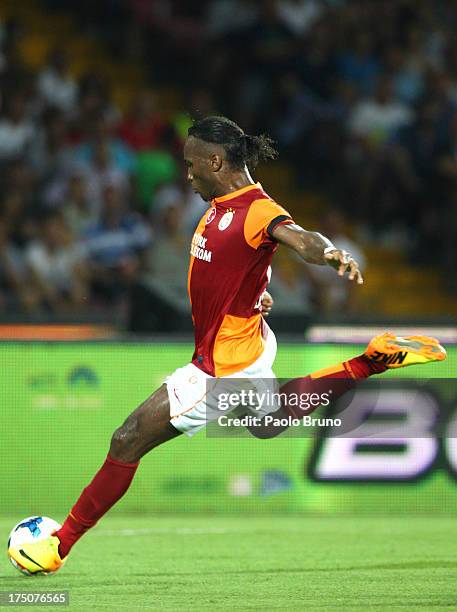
left=1, top=515, right=457, bottom=611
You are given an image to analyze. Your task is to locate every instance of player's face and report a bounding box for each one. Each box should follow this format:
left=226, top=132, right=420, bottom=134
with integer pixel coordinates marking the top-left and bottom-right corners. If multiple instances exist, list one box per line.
left=183, top=137, right=218, bottom=202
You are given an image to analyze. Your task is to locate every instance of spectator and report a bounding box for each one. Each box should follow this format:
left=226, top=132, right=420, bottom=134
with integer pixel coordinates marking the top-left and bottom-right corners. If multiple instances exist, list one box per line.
left=152, top=179, right=207, bottom=235
left=27, top=108, right=74, bottom=185
left=25, top=211, right=88, bottom=313
left=277, top=0, right=323, bottom=37
left=0, top=90, right=36, bottom=161
left=172, top=88, right=216, bottom=143
left=118, top=90, right=168, bottom=151
left=131, top=203, right=190, bottom=332
left=135, top=131, right=179, bottom=210
left=36, top=49, right=78, bottom=115
left=235, top=0, right=297, bottom=128
left=74, top=73, right=121, bottom=136
left=83, top=139, right=130, bottom=218
left=437, top=111, right=457, bottom=189
left=390, top=100, right=442, bottom=202
left=293, top=18, right=336, bottom=98
left=267, top=264, right=313, bottom=318
left=336, top=32, right=381, bottom=97
left=205, top=0, right=258, bottom=38
left=384, top=46, right=425, bottom=105
left=1, top=186, right=37, bottom=248
left=84, top=184, right=151, bottom=305
left=0, top=217, right=37, bottom=313
left=72, top=116, right=136, bottom=175
left=348, top=76, right=414, bottom=147
left=307, top=209, right=366, bottom=315
left=61, top=173, right=96, bottom=237
left=144, top=204, right=188, bottom=284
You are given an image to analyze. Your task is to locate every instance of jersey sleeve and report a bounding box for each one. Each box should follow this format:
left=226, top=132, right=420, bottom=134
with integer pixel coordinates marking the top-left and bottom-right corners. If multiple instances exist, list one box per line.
left=244, top=198, right=294, bottom=249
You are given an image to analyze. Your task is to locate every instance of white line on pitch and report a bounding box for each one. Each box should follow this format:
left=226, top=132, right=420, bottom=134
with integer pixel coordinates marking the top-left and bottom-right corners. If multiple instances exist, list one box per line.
left=93, top=526, right=233, bottom=537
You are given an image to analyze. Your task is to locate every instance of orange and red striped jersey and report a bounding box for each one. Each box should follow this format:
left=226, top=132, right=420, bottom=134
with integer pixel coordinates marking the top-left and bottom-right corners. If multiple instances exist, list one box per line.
left=188, top=182, right=294, bottom=376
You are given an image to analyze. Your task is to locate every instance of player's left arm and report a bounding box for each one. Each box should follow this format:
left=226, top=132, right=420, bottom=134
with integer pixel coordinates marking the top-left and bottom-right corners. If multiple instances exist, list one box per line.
left=271, top=223, right=364, bottom=284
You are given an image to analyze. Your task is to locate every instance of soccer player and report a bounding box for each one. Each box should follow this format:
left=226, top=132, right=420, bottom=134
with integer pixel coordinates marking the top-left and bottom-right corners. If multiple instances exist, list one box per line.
left=10, top=116, right=446, bottom=573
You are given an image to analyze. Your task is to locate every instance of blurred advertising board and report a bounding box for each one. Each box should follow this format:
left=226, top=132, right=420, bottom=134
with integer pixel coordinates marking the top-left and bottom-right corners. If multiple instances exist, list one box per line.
left=1, top=342, right=456, bottom=515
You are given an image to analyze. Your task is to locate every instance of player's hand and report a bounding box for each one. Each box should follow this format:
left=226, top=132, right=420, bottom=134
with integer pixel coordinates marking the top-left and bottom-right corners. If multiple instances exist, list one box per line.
left=324, top=249, right=364, bottom=284
left=261, top=291, right=274, bottom=316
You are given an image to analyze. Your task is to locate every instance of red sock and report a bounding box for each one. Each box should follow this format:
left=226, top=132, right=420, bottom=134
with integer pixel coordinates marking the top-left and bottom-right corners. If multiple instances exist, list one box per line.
left=55, top=454, right=139, bottom=558
left=281, top=354, right=386, bottom=418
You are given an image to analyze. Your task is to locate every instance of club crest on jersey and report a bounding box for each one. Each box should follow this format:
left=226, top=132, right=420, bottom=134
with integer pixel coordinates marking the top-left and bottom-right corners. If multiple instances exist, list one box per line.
left=218, top=209, right=234, bottom=231
left=206, top=207, right=216, bottom=225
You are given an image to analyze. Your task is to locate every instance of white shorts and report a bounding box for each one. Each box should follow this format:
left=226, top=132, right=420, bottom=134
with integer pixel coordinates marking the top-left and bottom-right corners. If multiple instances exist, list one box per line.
left=166, top=328, right=279, bottom=436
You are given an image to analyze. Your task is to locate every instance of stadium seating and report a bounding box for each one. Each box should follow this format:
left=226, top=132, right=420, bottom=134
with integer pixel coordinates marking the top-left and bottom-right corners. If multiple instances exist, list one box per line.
left=1, top=0, right=456, bottom=322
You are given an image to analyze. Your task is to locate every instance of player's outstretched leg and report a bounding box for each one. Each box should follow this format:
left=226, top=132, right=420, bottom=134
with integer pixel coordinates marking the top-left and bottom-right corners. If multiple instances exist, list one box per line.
left=9, top=385, right=181, bottom=573
left=249, top=333, right=446, bottom=438
left=284, top=332, right=447, bottom=415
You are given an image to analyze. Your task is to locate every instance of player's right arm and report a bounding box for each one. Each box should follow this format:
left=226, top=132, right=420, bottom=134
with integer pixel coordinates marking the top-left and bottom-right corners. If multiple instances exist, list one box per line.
left=271, top=223, right=364, bottom=284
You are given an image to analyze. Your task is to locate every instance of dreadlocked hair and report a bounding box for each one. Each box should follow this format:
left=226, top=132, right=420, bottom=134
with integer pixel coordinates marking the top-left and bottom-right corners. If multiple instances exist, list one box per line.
left=188, top=115, right=278, bottom=171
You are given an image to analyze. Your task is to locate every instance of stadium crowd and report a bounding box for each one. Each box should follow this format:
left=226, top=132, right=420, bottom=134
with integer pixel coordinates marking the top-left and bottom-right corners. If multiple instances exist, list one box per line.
left=0, top=0, right=456, bottom=324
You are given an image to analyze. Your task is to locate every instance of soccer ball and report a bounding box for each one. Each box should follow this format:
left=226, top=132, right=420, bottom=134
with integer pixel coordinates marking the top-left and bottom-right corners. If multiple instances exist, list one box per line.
left=7, top=516, right=62, bottom=576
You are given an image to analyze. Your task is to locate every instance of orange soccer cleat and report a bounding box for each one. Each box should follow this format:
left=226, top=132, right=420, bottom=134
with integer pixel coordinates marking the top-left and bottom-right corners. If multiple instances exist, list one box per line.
left=364, top=332, right=447, bottom=368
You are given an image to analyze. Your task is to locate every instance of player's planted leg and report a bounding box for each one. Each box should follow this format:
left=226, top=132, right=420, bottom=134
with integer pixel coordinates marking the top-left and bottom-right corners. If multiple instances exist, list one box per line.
left=56, top=385, right=181, bottom=558
left=17, top=385, right=181, bottom=570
